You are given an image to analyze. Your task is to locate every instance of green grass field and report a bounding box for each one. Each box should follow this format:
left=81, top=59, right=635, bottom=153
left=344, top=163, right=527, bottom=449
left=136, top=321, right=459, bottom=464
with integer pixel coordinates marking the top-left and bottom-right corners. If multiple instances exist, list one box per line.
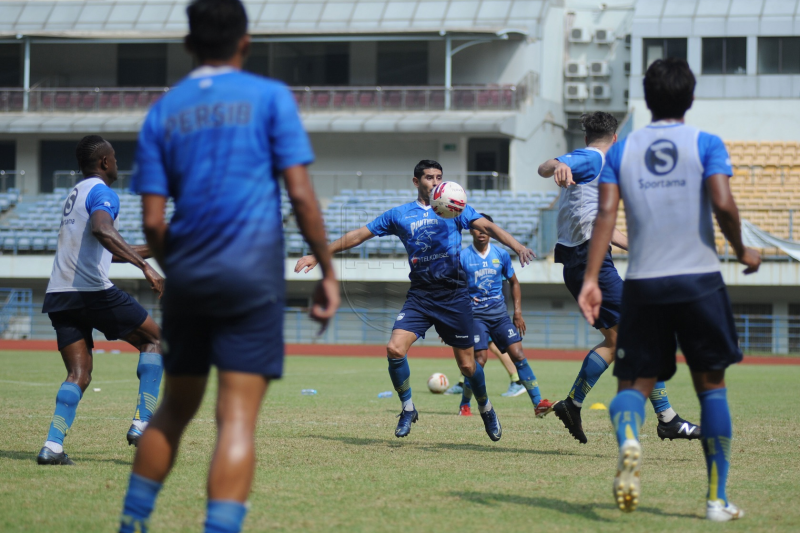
left=1, top=350, right=799, bottom=532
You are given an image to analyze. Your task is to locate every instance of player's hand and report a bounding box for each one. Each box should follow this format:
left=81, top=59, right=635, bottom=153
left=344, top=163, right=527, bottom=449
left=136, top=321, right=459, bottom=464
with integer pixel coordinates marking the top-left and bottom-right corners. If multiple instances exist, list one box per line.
left=578, top=279, right=602, bottom=325
left=737, top=247, right=761, bottom=275
left=513, top=311, right=527, bottom=336
left=143, top=265, right=164, bottom=298
left=295, top=255, right=318, bottom=274
left=517, top=247, right=536, bottom=267
left=554, top=163, right=575, bottom=188
left=309, top=274, right=339, bottom=334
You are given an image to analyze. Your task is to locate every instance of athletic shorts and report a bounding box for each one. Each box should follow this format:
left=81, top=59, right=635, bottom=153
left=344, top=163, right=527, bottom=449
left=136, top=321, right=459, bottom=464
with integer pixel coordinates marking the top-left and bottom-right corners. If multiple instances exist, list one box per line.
left=473, top=309, right=520, bottom=353
left=614, top=285, right=742, bottom=382
left=561, top=248, right=622, bottom=330
left=47, top=288, right=149, bottom=351
left=162, top=297, right=285, bottom=378
left=393, top=289, right=474, bottom=348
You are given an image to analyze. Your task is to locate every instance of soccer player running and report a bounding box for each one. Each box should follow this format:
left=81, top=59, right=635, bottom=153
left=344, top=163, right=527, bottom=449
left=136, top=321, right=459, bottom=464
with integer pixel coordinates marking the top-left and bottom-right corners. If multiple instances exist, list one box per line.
left=118, top=2, right=339, bottom=532
left=456, top=213, right=552, bottom=417
left=296, top=160, right=535, bottom=441
left=537, top=112, right=700, bottom=444
left=37, top=136, right=164, bottom=465
left=578, top=58, right=760, bottom=520
left=445, top=342, right=529, bottom=398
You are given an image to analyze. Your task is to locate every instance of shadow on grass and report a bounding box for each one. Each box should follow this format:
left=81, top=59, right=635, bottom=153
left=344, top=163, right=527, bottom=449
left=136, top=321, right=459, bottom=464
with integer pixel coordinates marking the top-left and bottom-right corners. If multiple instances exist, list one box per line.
left=451, top=491, right=699, bottom=521
left=0, top=449, right=130, bottom=466
left=309, top=435, right=579, bottom=456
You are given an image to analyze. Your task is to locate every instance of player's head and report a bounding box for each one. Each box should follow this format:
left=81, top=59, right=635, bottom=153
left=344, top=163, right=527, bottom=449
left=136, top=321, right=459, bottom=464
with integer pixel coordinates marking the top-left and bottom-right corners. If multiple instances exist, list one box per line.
left=413, top=160, right=443, bottom=202
left=76, top=135, right=117, bottom=182
left=581, top=112, right=618, bottom=147
left=644, top=58, right=696, bottom=120
left=185, top=0, right=250, bottom=65
left=470, top=213, right=493, bottom=245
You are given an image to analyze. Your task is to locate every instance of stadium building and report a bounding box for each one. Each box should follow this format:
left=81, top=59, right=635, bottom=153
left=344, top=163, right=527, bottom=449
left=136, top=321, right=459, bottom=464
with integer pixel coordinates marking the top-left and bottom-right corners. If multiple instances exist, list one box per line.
left=0, top=0, right=799, bottom=353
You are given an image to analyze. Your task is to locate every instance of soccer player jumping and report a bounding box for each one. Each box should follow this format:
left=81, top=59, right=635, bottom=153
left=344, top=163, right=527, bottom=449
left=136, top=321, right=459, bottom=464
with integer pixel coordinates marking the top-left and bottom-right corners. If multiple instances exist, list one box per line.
left=578, top=58, right=760, bottom=521
left=296, top=160, right=535, bottom=441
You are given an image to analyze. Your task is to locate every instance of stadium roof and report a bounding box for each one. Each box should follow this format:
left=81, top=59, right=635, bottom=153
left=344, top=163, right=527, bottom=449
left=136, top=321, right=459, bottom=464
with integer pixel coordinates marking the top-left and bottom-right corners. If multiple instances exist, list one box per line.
left=633, top=0, right=800, bottom=35
left=0, top=1, right=546, bottom=38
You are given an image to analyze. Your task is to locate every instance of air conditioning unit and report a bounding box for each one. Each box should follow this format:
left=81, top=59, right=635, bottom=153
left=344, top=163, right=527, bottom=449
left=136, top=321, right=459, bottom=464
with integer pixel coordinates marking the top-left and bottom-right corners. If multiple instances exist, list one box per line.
left=565, top=83, right=589, bottom=100
left=565, top=61, right=587, bottom=77
left=589, top=61, right=610, bottom=77
left=591, top=83, right=612, bottom=100
left=594, top=29, right=615, bottom=44
left=624, top=61, right=631, bottom=75
left=568, top=27, right=592, bottom=43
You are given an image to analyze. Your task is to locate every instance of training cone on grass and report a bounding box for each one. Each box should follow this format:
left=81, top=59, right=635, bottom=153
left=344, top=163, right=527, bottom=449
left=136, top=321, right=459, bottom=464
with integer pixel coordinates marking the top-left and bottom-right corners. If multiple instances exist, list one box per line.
left=589, top=403, right=607, bottom=410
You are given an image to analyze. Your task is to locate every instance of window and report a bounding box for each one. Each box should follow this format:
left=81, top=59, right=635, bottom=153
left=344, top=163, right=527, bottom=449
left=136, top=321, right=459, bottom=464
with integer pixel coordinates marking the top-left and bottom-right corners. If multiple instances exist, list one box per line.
left=271, top=43, right=349, bottom=86
left=758, top=37, right=800, bottom=74
left=642, top=38, right=687, bottom=71
left=117, top=44, right=167, bottom=86
left=377, top=42, right=428, bottom=86
left=0, top=44, right=21, bottom=86
left=0, top=141, right=15, bottom=191
left=702, top=37, right=747, bottom=75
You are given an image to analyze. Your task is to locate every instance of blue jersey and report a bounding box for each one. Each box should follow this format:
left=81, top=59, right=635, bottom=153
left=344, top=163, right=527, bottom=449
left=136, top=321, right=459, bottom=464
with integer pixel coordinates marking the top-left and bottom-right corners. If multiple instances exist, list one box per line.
left=556, top=148, right=604, bottom=183
left=460, top=243, right=515, bottom=315
left=366, top=202, right=482, bottom=292
left=131, top=66, right=314, bottom=314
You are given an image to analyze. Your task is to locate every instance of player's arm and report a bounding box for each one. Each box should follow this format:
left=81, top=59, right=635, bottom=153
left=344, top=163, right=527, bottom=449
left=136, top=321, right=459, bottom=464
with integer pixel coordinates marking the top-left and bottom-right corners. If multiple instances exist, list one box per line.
left=469, top=217, right=535, bottom=266
left=706, top=173, right=761, bottom=274
left=538, top=158, right=574, bottom=188
left=91, top=210, right=164, bottom=296
left=507, top=273, right=526, bottom=336
left=578, top=183, right=619, bottom=324
left=611, top=228, right=628, bottom=251
left=294, top=226, right=375, bottom=274
left=141, top=194, right=168, bottom=267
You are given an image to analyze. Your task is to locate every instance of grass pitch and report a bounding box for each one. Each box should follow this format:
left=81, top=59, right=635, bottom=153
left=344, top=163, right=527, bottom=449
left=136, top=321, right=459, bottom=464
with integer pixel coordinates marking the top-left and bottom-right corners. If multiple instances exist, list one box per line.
left=1, top=350, right=799, bottom=532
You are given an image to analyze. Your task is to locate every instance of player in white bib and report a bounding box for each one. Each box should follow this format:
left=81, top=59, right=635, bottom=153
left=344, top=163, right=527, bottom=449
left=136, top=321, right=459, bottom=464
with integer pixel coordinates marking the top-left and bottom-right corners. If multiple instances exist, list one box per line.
left=578, top=59, right=760, bottom=521
left=37, top=136, right=164, bottom=465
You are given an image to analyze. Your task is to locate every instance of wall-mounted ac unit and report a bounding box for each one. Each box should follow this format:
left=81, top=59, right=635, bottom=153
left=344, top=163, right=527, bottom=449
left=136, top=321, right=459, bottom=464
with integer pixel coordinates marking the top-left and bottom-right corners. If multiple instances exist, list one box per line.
left=595, top=29, right=615, bottom=44
left=565, top=61, right=587, bottom=77
left=565, top=83, right=589, bottom=100
left=589, top=61, right=610, bottom=77
left=569, top=27, right=592, bottom=43
left=591, top=83, right=612, bottom=100
left=624, top=62, right=631, bottom=75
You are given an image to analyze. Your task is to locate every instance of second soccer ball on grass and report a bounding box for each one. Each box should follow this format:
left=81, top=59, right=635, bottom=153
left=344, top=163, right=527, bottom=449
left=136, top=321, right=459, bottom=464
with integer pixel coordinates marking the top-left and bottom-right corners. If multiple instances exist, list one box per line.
left=427, top=373, right=450, bottom=393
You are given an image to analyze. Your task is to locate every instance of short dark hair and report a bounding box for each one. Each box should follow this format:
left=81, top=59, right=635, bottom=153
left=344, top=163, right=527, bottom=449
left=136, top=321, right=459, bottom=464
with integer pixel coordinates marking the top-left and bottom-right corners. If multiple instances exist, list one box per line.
left=479, top=213, right=494, bottom=223
left=75, top=135, right=110, bottom=172
left=644, top=58, right=696, bottom=120
left=186, top=0, right=248, bottom=62
left=581, top=112, right=618, bottom=144
left=413, top=160, right=443, bottom=179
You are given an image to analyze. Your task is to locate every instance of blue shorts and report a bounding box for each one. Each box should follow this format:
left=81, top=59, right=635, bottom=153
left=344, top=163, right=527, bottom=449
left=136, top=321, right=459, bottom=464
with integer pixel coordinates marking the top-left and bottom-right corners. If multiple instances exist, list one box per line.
left=473, top=307, right=521, bottom=353
left=614, top=284, right=742, bottom=382
left=45, top=288, right=149, bottom=351
left=393, top=289, right=474, bottom=348
left=558, top=243, right=622, bottom=330
left=162, top=296, right=285, bottom=378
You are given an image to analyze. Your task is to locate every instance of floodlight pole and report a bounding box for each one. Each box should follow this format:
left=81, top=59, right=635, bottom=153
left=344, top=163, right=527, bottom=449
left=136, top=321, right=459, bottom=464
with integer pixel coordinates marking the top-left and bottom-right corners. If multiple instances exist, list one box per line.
left=23, top=36, right=30, bottom=112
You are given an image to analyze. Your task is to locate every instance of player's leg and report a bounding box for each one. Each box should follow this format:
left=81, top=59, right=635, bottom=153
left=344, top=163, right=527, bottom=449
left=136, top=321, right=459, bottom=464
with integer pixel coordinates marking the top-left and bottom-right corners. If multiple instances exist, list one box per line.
left=452, top=345, right=501, bottom=441
left=121, top=315, right=163, bottom=446
left=458, top=348, right=488, bottom=416
left=387, top=328, right=421, bottom=437
left=492, top=342, right=524, bottom=397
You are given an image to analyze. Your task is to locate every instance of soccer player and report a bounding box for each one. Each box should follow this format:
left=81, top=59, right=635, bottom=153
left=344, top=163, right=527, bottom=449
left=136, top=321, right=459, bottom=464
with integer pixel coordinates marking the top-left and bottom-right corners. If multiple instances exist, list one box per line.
left=37, top=135, right=164, bottom=465
left=578, top=58, right=760, bottom=520
left=456, top=213, right=552, bottom=417
left=445, top=342, right=528, bottom=398
left=537, top=112, right=700, bottom=444
left=296, top=160, right=535, bottom=441
left=118, top=2, right=339, bottom=532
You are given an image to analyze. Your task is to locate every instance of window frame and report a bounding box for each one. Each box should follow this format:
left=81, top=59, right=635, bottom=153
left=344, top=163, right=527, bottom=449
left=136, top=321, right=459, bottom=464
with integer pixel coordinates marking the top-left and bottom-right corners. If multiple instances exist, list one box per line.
left=758, top=36, right=800, bottom=75
left=642, top=38, right=688, bottom=72
left=701, top=37, right=747, bottom=75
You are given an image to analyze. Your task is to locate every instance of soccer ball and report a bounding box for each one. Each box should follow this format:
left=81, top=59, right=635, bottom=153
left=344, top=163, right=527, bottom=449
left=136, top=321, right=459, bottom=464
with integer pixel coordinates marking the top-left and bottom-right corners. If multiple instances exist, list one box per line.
left=427, top=373, right=450, bottom=393
left=431, top=181, right=467, bottom=219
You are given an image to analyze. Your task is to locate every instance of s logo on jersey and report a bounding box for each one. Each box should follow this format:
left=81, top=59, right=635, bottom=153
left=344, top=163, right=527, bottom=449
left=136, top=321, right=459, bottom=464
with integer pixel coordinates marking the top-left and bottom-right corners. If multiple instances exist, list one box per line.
left=63, top=188, right=78, bottom=217
left=645, top=140, right=678, bottom=176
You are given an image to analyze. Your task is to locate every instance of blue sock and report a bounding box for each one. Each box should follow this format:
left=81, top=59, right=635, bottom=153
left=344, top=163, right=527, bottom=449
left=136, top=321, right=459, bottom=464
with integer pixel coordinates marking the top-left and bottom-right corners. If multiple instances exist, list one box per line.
left=204, top=500, right=248, bottom=533
left=119, top=473, right=162, bottom=533
left=514, top=359, right=541, bottom=406
left=460, top=375, right=473, bottom=407
left=648, top=381, right=672, bottom=415
left=699, top=388, right=732, bottom=504
left=45, top=382, right=82, bottom=447
left=135, top=353, right=163, bottom=423
left=466, top=363, right=489, bottom=408
left=568, top=350, right=608, bottom=406
left=609, top=389, right=646, bottom=446
left=387, top=355, right=412, bottom=403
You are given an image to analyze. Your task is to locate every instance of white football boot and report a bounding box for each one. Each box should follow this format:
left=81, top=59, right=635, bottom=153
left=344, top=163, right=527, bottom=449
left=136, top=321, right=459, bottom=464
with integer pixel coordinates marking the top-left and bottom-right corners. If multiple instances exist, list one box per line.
left=706, top=500, right=745, bottom=522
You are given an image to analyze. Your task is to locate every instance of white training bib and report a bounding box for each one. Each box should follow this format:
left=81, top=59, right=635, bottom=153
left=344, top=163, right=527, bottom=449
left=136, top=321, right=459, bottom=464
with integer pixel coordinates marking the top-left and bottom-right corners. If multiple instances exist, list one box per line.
left=556, top=147, right=605, bottom=247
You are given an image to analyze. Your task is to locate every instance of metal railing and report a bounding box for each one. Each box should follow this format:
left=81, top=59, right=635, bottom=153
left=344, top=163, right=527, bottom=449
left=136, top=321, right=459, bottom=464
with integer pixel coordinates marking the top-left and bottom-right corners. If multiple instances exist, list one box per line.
left=0, top=88, right=170, bottom=113
left=0, top=170, right=23, bottom=192
left=52, top=170, right=132, bottom=191
left=0, top=289, right=33, bottom=340
left=308, top=171, right=510, bottom=198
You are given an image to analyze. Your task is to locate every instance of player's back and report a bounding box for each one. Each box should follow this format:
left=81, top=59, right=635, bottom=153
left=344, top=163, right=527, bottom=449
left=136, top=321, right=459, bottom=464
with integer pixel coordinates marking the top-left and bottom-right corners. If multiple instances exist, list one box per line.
left=555, top=148, right=605, bottom=247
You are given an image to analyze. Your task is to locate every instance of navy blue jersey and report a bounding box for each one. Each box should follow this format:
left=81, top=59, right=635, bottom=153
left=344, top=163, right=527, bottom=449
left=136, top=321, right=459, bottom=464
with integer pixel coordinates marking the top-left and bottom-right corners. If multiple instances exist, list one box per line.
left=460, top=243, right=515, bottom=315
left=131, top=66, right=314, bottom=313
left=366, top=201, right=482, bottom=292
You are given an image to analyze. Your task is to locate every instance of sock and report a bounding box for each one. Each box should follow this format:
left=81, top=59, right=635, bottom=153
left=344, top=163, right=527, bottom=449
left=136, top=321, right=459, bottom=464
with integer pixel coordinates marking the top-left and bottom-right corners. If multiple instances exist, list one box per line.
left=609, top=389, right=646, bottom=446
left=44, top=382, right=82, bottom=448
left=204, top=500, right=248, bottom=533
left=514, top=359, right=541, bottom=406
left=466, top=364, right=489, bottom=408
left=134, top=353, right=163, bottom=424
left=478, top=399, right=493, bottom=414
left=401, top=399, right=414, bottom=411
left=510, top=371, right=520, bottom=383
left=460, top=376, right=473, bottom=407
left=649, top=381, right=673, bottom=418
left=656, top=407, right=677, bottom=424
left=119, top=473, right=162, bottom=533
left=387, top=355, right=412, bottom=406
left=568, top=350, right=609, bottom=407
left=699, top=388, right=732, bottom=505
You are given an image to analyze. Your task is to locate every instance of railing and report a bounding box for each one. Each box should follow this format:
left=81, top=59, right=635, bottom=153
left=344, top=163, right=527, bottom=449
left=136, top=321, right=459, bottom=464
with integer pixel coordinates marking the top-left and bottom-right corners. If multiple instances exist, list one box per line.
left=0, top=88, right=170, bottom=113
left=52, top=170, right=132, bottom=191
left=0, top=170, right=23, bottom=192
left=0, top=289, right=33, bottom=340
left=308, top=171, right=510, bottom=198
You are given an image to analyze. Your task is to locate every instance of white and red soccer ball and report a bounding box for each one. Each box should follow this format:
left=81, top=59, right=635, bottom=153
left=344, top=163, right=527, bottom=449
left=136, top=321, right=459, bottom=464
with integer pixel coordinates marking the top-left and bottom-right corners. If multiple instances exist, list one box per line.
left=431, top=182, right=467, bottom=219
left=427, top=373, right=450, bottom=393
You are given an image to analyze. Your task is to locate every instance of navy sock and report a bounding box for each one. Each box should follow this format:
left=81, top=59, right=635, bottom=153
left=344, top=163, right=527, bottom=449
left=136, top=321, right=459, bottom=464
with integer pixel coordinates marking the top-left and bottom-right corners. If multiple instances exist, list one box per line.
left=460, top=376, right=473, bottom=407
left=648, top=381, right=672, bottom=415
left=204, top=500, right=248, bottom=533
left=609, top=389, right=646, bottom=446
left=466, top=364, right=489, bottom=408
left=514, top=359, right=541, bottom=406
left=119, top=473, right=162, bottom=533
left=135, top=352, right=163, bottom=423
left=699, top=388, right=732, bottom=504
left=568, top=350, right=609, bottom=407
left=45, top=382, right=82, bottom=447
left=387, top=355, right=412, bottom=403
